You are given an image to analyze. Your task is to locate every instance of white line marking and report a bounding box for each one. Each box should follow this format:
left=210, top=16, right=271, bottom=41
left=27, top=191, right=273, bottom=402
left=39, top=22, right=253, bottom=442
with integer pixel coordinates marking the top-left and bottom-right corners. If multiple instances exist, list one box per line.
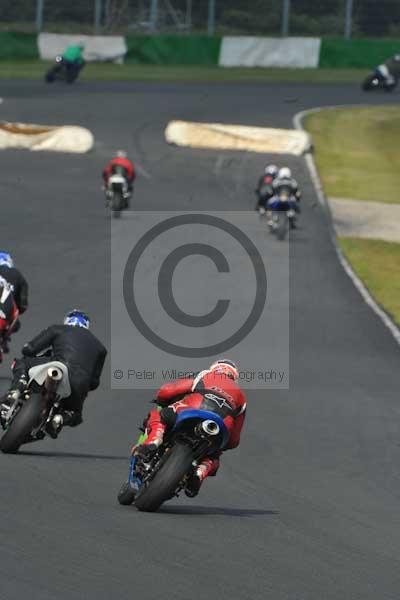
left=293, top=107, right=400, bottom=347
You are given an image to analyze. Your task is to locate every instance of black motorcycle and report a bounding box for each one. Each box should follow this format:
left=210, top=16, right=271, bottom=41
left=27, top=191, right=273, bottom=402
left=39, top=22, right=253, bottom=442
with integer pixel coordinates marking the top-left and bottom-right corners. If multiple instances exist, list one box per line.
left=362, top=68, right=397, bottom=92
left=118, top=407, right=229, bottom=512
left=105, top=165, right=132, bottom=218
left=45, top=56, right=84, bottom=84
left=0, top=360, right=71, bottom=453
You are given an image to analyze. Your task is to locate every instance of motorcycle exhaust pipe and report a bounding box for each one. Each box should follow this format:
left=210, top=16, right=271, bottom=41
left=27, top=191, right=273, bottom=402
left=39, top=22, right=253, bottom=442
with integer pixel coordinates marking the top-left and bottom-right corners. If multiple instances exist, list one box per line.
left=45, top=367, right=63, bottom=393
left=201, top=420, right=220, bottom=436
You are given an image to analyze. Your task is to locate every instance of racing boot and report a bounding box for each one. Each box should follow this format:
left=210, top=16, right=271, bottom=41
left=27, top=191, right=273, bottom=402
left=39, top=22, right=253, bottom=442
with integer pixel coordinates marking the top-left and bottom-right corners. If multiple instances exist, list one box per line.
left=46, top=414, right=64, bottom=439
left=185, top=456, right=220, bottom=498
left=135, top=409, right=166, bottom=460
left=46, top=410, right=82, bottom=439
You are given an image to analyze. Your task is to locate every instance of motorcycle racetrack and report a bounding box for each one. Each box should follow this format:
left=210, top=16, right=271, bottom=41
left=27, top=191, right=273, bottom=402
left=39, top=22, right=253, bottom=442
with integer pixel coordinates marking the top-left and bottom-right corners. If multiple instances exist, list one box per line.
left=0, top=79, right=399, bottom=600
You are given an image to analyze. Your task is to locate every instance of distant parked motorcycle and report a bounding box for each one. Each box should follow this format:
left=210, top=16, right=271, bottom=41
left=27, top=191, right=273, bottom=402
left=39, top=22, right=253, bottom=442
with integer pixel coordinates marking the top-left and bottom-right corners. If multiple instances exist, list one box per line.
left=105, top=165, right=132, bottom=218
left=362, top=67, right=398, bottom=92
left=45, top=56, right=84, bottom=84
left=266, top=190, right=297, bottom=241
left=0, top=361, right=71, bottom=453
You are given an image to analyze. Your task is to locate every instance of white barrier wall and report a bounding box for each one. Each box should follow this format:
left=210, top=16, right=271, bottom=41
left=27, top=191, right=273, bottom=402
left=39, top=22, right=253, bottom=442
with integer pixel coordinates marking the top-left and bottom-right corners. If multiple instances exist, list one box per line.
left=38, top=33, right=127, bottom=63
left=219, top=37, right=321, bottom=68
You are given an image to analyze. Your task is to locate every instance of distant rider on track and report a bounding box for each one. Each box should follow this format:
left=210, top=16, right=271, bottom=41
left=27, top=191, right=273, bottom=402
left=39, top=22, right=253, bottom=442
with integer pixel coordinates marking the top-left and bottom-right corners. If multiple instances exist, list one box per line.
left=0, top=252, right=28, bottom=312
left=103, top=151, right=136, bottom=208
left=255, top=164, right=279, bottom=214
left=0, top=252, right=28, bottom=341
left=270, top=167, right=301, bottom=228
left=375, top=54, right=400, bottom=88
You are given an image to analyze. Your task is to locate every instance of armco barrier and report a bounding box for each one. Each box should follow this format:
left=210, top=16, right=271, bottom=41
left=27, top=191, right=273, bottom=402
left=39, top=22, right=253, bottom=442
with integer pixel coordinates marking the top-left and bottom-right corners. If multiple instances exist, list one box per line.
left=320, top=38, right=400, bottom=68
left=0, top=32, right=38, bottom=60
left=125, top=35, right=221, bottom=65
left=38, top=33, right=126, bottom=63
left=219, top=37, right=321, bottom=68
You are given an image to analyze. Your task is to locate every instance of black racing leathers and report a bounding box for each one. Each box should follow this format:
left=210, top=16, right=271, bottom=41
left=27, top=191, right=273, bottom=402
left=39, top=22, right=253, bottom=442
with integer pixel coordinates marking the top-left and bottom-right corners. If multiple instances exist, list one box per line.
left=0, top=266, right=28, bottom=313
left=15, top=325, right=107, bottom=413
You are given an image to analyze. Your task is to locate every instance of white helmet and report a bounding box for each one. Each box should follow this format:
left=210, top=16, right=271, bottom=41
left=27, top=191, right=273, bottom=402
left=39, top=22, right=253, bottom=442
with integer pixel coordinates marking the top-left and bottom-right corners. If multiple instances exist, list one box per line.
left=116, top=150, right=127, bottom=159
left=278, top=167, right=292, bottom=179
left=264, top=164, right=278, bottom=177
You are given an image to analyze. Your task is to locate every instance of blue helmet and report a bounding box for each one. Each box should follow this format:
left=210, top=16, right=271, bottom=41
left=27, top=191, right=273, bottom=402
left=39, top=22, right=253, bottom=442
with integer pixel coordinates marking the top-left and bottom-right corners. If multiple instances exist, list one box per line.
left=0, top=252, right=14, bottom=268
left=64, top=309, right=90, bottom=330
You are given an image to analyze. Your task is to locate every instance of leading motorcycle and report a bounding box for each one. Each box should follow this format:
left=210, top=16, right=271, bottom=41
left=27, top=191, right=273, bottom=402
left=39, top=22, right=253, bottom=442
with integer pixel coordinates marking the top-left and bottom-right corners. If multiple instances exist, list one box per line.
left=0, top=361, right=71, bottom=453
left=362, top=68, right=398, bottom=92
left=105, top=166, right=132, bottom=218
left=118, top=407, right=229, bottom=512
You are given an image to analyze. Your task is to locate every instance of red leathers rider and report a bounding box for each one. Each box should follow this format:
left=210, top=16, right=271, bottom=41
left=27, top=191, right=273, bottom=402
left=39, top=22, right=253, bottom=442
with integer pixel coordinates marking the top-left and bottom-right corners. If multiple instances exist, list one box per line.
left=126, top=359, right=246, bottom=499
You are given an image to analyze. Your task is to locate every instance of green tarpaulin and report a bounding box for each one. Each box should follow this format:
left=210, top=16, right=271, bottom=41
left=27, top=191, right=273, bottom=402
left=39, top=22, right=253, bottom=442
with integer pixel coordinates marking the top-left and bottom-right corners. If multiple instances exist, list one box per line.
left=320, top=38, right=400, bottom=68
left=125, top=35, right=221, bottom=65
left=0, top=32, right=38, bottom=60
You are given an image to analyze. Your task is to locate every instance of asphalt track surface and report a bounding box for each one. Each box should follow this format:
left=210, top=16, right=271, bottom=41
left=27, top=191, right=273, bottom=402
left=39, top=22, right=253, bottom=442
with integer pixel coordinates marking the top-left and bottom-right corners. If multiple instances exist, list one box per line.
left=0, top=80, right=399, bottom=600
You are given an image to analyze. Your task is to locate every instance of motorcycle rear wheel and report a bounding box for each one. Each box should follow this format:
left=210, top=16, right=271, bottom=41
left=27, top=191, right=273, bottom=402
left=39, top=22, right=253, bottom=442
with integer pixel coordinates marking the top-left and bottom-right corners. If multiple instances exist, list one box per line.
left=275, top=213, right=288, bottom=241
left=0, top=393, right=47, bottom=453
left=134, top=443, right=195, bottom=512
left=112, top=192, right=123, bottom=218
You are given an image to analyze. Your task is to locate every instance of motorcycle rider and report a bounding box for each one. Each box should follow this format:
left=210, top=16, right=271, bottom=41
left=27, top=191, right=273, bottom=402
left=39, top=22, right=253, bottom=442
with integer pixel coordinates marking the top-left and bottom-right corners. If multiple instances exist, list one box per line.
left=0, top=276, right=19, bottom=362
left=0, top=310, right=107, bottom=437
left=270, top=167, right=301, bottom=228
left=61, top=43, right=85, bottom=76
left=255, top=164, right=279, bottom=214
left=103, top=151, right=136, bottom=208
left=0, top=252, right=28, bottom=316
left=375, top=54, right=400, bottom=87
left=127, top=359, right=246, bottom=498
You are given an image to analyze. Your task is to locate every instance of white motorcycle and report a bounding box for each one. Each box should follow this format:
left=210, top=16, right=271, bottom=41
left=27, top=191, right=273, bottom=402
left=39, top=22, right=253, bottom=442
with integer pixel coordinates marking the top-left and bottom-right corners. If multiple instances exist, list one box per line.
left=105, top=166, right=132, bottom=218
left=0, top=361, right=71, bottom=453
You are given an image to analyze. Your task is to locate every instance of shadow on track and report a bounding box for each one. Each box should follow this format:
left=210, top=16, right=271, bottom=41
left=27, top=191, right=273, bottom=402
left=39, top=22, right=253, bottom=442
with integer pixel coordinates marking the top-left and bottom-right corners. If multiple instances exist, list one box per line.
left=160, top=505, right=279, bottom=518
left=17, top=450, right=127, bottom=461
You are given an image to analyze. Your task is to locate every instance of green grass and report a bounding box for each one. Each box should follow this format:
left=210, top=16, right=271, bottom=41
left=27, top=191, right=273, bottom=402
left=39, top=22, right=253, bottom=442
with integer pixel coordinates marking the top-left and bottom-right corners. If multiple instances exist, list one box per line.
left=338, top=238, right=400, bottom=326
left=0, top=59, right=368, bottom=83
left=305, top=106, right=400, bottom=204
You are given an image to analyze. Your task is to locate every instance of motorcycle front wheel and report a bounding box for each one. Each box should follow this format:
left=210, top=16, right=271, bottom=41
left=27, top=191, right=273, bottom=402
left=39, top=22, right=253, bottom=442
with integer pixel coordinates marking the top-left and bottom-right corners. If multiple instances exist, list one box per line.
left=134, top=443, right=195, bottom=512
left=0, top=393, right=47, bottom=453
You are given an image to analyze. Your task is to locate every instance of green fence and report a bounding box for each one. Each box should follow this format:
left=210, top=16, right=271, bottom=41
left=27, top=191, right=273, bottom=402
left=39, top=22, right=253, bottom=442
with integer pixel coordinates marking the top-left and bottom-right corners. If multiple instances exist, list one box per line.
left=125, top=35, right=221, bottom=65
left=320, top=38, right=400, bottom=68
left=0, top=32, right=38, bottom=60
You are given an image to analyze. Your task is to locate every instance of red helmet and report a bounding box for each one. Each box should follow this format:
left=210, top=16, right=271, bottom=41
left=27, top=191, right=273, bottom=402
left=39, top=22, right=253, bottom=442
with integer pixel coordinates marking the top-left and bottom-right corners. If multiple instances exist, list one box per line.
left=209, top=359, right=239, bottom=382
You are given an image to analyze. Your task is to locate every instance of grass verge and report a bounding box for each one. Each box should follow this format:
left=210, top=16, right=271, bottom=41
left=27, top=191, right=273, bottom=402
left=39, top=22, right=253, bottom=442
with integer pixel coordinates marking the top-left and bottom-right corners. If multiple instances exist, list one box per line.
left=0, top=60, right=368, bottom=84
left=304, top=106, right=400, bottom=204
left=338, top=238, right=400, bottom=326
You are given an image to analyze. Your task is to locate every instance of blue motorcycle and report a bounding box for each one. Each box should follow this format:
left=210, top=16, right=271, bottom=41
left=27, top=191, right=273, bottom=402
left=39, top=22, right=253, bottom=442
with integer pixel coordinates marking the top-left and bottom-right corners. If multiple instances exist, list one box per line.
left=118, top=408, right=229, bottom=512
left=267, top=191, right=298, bottom=241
